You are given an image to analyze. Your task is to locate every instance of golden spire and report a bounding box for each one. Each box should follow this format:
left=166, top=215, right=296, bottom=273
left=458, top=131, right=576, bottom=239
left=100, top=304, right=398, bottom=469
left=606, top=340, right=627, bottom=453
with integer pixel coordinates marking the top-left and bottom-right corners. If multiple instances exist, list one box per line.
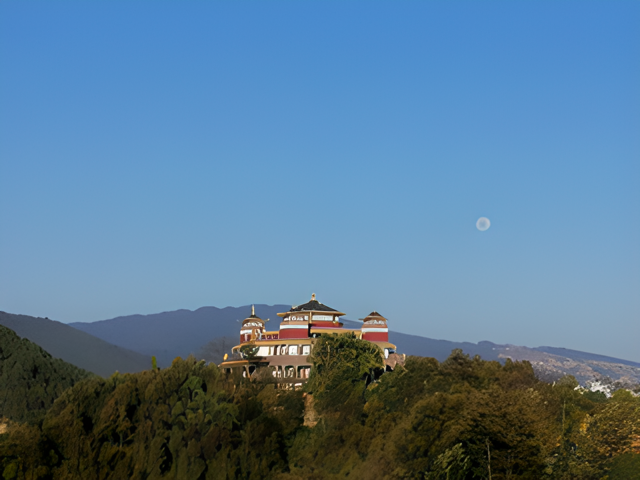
left=251, top=304, right=255, bottom=316
left=311, top=293, right=316, bottom=301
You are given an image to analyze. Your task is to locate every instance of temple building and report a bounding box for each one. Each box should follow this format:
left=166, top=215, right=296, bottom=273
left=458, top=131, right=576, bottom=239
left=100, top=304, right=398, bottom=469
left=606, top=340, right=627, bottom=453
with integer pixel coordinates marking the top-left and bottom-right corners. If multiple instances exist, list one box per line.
left=219, top=294, right=403, bottom=387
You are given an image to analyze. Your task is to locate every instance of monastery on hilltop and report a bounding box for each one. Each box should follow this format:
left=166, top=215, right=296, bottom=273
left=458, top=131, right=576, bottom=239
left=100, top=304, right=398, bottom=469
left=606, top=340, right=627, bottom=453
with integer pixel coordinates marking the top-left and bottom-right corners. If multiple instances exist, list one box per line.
left=219, top=294, right=404, bottom=387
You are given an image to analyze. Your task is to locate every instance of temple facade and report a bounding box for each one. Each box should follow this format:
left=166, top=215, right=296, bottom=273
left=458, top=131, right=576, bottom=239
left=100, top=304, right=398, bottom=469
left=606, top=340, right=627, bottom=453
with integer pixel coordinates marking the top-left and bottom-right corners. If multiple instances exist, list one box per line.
left=219, top=294, right=403, bottom=387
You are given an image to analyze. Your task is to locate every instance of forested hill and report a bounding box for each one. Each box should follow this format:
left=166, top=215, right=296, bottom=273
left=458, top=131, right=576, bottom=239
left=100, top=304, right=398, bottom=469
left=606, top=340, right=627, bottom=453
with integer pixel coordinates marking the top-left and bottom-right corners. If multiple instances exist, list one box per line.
left=71, top=305, right=640, bottom=386
left=1, top=336, right=638, bottom=479
left=0, top=312, right=151, bottom=377
left=0, top=324, right=93, bottom=423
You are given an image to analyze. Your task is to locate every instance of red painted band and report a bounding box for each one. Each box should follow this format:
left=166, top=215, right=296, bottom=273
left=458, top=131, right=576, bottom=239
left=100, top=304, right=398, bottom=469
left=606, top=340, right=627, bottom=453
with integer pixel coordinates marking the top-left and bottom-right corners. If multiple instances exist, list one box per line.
left=278, top=329, right=309, bottom=339
left=362, top=332, right=388, bottom=342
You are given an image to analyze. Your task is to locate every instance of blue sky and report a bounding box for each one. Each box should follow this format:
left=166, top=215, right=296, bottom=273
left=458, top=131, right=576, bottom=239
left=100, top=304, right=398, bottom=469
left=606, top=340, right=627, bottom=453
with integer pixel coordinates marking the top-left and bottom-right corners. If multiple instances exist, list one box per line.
left=1, top=1, right=639, bottom=361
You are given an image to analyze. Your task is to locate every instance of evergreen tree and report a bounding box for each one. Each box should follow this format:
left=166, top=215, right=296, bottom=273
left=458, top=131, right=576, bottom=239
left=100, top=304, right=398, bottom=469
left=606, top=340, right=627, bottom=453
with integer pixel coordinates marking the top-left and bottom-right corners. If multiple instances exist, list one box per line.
left=1, top=339, right=637, bottom=480
left=0, top=325, right=92, bottom=424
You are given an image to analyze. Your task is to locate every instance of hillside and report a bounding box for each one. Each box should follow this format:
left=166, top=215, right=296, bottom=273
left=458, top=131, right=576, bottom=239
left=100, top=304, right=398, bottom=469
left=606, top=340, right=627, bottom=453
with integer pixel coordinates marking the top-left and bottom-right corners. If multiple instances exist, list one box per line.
left=490, top=343, right=640, bottom=390
left=1, top=340, right=638, bottom=479
left=71, top=305, right=640, bottom=386
left=0, top=312, right=151, bottom=377
left=0, top=324, right=93, bottom=423
left=380, top=326, right=640, bottom=387
left=70, top=305, right=288, bottom=367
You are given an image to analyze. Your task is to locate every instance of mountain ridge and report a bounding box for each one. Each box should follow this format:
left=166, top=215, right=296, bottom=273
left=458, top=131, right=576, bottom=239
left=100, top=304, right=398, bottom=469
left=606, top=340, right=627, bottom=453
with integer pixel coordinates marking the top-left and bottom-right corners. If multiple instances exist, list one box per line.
left=0, top=311, right=151, bottom=377
left=69, top=305, right=640, bottom=387
left=533, top=345, right=640, bottom=368
left=70, top=305, right=287, bottom=367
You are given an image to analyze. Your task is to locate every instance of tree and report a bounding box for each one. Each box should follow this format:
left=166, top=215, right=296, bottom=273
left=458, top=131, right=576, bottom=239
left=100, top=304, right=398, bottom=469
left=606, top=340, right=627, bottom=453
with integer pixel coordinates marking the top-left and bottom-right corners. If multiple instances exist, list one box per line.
left=305, top=333, right=384, bottom=414
left=574, top=389, right=640, bottom=477
left=0, top=325, right=92, bottom=424
left=425, top=443, right=470, bottom=480
left=239, top=344, right=259, bottom=360
left=197, top=336, right=236, bottom=363
left=2, top=342, right=637, bottom=480
left=608, top=453, right=640, bottom=480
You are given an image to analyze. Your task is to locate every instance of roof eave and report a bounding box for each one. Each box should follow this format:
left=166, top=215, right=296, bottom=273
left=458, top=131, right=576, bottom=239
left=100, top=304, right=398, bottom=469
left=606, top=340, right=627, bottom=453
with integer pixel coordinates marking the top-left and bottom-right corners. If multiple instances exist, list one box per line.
left=278, top=310, right=346, bottom=317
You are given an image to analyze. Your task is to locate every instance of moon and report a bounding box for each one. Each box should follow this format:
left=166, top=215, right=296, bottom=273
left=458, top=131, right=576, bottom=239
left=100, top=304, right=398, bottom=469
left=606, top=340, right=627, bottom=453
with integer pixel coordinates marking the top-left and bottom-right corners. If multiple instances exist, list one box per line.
left=476, top=217, right=491, bottom=231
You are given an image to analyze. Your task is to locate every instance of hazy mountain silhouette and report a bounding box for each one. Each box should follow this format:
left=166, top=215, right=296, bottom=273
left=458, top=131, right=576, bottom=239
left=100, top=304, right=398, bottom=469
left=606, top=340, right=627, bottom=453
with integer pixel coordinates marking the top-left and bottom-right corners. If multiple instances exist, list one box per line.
left=70, top=305, right=640, bottom=386
left=341, top=319, right=503, bottom=361
left=71, top=305, right=286, bottom=367
left=72, top=304, right=503, bottom=366
left=0, top=312, right=151, bottom=377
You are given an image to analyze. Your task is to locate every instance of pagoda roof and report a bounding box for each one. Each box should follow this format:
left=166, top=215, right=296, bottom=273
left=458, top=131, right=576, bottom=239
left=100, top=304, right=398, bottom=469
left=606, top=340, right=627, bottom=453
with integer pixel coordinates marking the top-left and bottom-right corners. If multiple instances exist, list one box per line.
left=290, top=299, right=337, bottom=313
left=278, top=294, right=345, bottom=317
left=363, top=311, right=387, bottom=321
left=242, top=317, right=264, bottom=325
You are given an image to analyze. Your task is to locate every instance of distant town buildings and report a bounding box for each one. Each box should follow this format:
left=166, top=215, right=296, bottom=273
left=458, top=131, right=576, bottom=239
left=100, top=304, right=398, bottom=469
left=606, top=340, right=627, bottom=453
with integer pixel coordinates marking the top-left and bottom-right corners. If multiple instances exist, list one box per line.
left=219, top=294, right=404, bottom=387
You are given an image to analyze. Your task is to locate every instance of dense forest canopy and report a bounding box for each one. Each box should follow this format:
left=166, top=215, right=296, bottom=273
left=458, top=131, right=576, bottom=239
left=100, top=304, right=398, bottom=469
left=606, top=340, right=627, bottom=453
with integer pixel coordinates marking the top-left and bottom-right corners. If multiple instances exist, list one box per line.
left=1, top=333, right=639, bottom=479
left=0, top=325, right=93, bottom=424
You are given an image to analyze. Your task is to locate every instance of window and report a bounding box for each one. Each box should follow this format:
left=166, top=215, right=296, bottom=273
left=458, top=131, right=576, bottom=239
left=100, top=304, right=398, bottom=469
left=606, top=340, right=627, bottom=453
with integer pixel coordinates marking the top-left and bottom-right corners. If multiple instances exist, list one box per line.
left=302, top=345, right=311, bottom=356
left=289, top=345, right=298, bottom=355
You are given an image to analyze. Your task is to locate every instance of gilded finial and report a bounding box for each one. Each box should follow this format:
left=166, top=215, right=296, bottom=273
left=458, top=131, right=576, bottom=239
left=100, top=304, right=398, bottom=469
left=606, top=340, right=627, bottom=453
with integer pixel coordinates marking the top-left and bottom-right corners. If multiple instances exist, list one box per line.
left=311, top=293, right=316, bottom=301
left=251, top=304, right=255, bottom=316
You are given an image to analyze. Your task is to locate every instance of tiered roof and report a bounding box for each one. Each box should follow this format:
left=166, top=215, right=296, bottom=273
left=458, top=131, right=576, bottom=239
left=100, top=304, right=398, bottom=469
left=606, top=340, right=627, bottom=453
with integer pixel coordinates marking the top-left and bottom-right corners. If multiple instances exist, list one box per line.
left=362, top=311, right=387, bottom=322
left=278, top=293, right=345, bottom=317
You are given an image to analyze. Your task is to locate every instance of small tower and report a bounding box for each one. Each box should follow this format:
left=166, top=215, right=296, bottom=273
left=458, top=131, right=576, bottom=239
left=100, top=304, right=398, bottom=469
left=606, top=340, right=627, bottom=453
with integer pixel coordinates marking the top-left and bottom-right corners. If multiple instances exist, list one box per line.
left=239, top=305, right=265, bottom=344
left=360, top=311, right=389, bottom=342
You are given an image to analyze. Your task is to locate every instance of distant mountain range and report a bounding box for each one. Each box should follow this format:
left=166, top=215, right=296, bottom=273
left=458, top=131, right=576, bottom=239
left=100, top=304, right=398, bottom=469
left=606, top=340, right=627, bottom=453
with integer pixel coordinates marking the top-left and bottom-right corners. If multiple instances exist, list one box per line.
left=1, top=306, right=637, bottom=387
left=69, top=305, right=640, bottom=387
left=71, top=305, right=286, bottom=367
left=0, top=311, right=151, bottom=377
